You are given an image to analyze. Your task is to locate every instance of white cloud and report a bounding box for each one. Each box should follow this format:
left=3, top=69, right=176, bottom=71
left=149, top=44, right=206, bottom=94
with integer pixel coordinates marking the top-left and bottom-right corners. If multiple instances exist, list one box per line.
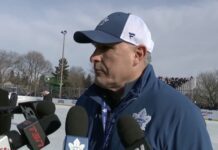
left=0, top=0, right=217, bottom=77
left=141, top=1, right=218, bottom=77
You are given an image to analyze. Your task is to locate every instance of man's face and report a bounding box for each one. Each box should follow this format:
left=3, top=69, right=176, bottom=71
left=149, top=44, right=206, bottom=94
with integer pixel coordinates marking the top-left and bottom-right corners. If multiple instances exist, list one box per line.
left=90, top=42, right=137, bottom=91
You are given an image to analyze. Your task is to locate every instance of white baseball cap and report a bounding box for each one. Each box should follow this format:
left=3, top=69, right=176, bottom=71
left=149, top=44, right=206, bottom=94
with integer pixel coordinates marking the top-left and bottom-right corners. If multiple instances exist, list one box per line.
left=74, top=12, right=154, bottom=53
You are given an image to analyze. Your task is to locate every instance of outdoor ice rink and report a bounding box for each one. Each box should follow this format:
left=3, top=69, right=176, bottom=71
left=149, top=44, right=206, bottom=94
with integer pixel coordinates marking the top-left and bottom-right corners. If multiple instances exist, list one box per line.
left=11, top=104, right=218, bottom=150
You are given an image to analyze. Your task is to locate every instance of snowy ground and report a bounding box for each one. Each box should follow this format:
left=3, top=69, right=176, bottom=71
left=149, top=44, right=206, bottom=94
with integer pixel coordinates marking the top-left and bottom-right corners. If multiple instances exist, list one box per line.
left=206, top=120, right=218, bottom=149
left=11, top=105, right=218, bottom=150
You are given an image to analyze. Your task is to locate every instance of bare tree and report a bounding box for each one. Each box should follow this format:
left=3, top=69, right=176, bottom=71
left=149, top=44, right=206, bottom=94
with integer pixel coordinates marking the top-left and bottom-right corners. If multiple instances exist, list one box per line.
left=68, top=66, right=86, bottom=88
left=0, top=50, right=19, bottom=84
left=193, top=71, right=218, bottom=109
left=15, top=51, right=53, bottom=95
left=66, top=66, right=86, bottom=98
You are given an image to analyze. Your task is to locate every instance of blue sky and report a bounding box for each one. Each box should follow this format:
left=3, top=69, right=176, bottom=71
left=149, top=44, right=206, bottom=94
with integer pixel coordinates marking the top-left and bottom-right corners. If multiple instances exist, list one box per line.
left=0, top=0, right=217, bottom=77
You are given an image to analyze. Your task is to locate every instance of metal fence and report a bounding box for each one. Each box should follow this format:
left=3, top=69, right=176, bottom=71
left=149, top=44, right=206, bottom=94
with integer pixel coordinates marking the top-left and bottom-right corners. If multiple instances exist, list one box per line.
left=1, top=78, right=196, bottom=100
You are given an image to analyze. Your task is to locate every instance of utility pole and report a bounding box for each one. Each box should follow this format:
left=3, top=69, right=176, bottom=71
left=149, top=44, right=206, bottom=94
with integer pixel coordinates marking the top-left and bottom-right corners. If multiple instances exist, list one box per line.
left=59, top=30, right=67, bottom=98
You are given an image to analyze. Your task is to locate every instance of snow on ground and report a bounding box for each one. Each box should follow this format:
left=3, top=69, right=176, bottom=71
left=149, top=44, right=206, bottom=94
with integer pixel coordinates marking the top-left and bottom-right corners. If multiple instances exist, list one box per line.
left=206, top=120, right=218, bottom=149
left=11, top=105, right=218, bottom=150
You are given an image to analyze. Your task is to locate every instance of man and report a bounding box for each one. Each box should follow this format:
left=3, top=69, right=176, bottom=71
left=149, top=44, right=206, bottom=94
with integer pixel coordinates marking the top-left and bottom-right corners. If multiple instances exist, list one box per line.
left=73, top=12, right=212, bottom=150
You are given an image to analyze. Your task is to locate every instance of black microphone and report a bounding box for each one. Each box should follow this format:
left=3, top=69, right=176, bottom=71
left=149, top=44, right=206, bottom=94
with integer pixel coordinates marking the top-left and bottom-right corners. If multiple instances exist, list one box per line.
left=7, top=114, right=60, bottom=149
left=0, top=89, right=12, bottom=149
left=39, top=114, right=61, bottom=135
left=5, top=130, right=26, bottom=150
left=0, top=88, right=11, bottom=135
left=0, top=106, right=21, bottom=114
left=64, top=106, right=89, bottom=150
left=0, top=113, right=12, bottom=136
left=16, top=117, right=50, bottom=149
left=0, top=101, right=55, bottom=119
left=117, top=115, right=150, bottom=150
left=8, top=114, right=61, bottom=149
left=18, top=100, right=56, bottom=119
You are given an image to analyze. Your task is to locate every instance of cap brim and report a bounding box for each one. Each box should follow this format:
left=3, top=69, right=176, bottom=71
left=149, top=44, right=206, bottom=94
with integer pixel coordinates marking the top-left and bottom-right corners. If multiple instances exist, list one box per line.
left=73, top=30, right=123, bottom=44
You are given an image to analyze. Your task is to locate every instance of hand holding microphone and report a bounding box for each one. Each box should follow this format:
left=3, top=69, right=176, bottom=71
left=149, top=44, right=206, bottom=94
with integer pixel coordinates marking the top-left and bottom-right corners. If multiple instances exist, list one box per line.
left=6, top=114, right=61, bottom=150
left=117, top=115, right=150, bottom=150
left=0, top=100, right=60, bottom=150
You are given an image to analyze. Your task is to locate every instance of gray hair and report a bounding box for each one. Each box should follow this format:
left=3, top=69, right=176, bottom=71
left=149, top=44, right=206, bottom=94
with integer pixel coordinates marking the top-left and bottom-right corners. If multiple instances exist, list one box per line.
left=145, top=51, right=152, bottom=64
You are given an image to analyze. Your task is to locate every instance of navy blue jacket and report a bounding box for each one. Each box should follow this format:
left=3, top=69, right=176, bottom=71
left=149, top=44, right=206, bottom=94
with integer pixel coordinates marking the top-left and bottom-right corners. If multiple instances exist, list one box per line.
left=76, top=64, right=212, bottom=150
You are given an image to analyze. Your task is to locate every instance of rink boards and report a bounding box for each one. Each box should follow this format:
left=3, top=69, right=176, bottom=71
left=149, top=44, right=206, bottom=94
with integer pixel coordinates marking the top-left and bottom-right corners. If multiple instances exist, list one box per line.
left=17, top=95, right=218, bottom=121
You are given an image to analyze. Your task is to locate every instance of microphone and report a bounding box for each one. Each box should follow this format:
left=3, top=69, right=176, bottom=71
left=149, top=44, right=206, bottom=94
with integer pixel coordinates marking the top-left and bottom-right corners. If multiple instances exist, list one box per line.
left=16, top=117, right=50, bottom=150
left=6, top=130, right=26, bottom=150
left=0, top=101, right=55, bottom=119
left=0, top=113, right=12, bottom=135
left=0, top=106, right=21, bottom=114
left=0, top=88, right=11, bottom=135
left=117, top=115, right=150, bottom=150
left=0, top=135, right=11, bottom=150
left=18, top=100, right=56, bottom=119
left=0, top=89, right=13, bottom=149
left=7, top=114, right=61, bottom=149
left=64, top=106, right=89, bottom=150
left=39, top=114, right=61, bottom=135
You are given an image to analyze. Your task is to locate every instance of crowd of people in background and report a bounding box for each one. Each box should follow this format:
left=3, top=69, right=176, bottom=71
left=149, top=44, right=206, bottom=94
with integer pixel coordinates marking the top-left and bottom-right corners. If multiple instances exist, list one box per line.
left=158, top=76, right=193, bottom=89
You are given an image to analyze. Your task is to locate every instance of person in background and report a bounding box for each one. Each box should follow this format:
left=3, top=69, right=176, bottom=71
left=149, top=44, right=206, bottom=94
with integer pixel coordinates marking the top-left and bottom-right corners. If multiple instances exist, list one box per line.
left=9, top=92, right=18, bottom=119
left=73, top=12, right=212, bottom=149
left=42, top=90, right=52, bottom=102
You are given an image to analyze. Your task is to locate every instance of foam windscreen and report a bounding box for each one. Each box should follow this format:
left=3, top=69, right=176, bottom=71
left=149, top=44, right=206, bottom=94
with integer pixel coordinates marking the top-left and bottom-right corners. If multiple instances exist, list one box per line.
left=0, top=88, right=11, bottom=134
left=117, top=115, right=144, bottom=147
left=65, top=106, right=88, bottom=137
